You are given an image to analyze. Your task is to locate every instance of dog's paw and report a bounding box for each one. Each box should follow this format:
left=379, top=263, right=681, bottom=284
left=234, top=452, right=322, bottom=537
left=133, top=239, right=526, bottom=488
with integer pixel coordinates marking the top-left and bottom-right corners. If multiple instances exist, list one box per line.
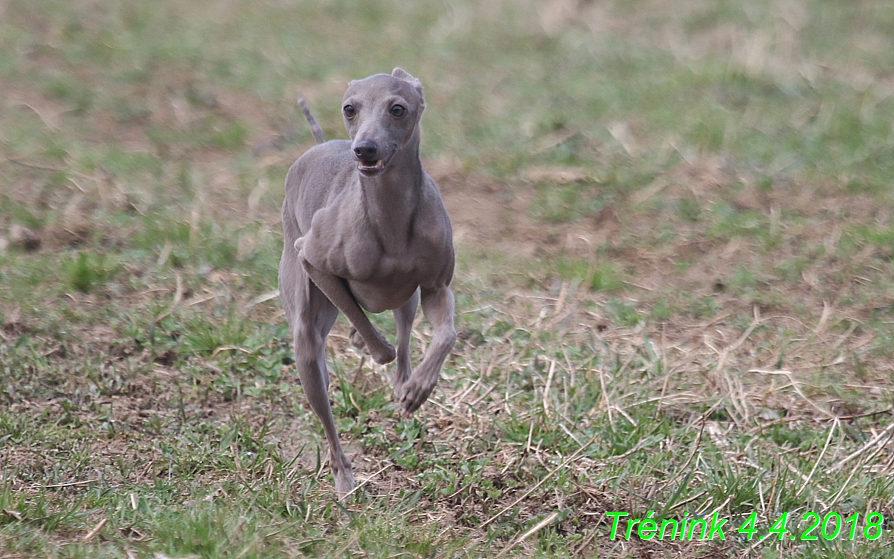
left=370, top=341, right=396, bottom=365
left=399, top=375, right=437, bottom=414
left=331, top=453, right=356, bottom=500
left=293, top=237, right=305, bottom=253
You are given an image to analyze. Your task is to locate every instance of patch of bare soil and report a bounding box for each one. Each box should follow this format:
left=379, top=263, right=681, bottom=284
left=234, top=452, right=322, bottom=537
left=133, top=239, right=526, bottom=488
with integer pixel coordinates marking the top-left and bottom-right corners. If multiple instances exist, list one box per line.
left=432, top=159, right=619, bottom=261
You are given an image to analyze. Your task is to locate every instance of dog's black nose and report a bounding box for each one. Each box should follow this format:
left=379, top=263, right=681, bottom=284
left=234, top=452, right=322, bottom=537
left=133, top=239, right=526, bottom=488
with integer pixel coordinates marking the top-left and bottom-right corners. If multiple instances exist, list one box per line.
left=353, top=141, right=378, bottom=161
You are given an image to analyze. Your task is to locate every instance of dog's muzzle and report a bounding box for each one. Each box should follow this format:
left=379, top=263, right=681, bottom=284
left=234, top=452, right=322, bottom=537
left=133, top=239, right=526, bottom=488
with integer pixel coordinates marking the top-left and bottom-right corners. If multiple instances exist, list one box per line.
left=353, top=140, right=385, bottom=176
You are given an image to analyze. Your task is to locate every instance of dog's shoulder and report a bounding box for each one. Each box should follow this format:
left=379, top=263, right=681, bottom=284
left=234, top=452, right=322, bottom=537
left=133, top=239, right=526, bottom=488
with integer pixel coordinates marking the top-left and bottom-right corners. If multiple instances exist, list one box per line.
left=294, top=140, right=353, bottom=169
left=287, top=140, right=355, bottom=191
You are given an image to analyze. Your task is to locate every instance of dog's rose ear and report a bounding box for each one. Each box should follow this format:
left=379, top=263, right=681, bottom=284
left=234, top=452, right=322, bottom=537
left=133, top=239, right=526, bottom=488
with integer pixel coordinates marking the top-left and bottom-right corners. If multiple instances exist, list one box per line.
left=392, top=68, right=424, bottom=111
left=392, top=68, right=423, bottom=92
left=391, top=67, right=415, bottom=81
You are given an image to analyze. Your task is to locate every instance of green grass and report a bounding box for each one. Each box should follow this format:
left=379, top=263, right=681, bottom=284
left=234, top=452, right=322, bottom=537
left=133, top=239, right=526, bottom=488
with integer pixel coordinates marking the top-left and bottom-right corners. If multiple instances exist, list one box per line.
left=2, top=0, right=894, bottom=557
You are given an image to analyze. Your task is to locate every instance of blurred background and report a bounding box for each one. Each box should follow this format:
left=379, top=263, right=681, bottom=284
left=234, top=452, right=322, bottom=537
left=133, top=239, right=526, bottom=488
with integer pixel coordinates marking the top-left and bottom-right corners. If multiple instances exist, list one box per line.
left=3, top=0, right=893, bottom=302
left=2, top=0, right=894, bottom=557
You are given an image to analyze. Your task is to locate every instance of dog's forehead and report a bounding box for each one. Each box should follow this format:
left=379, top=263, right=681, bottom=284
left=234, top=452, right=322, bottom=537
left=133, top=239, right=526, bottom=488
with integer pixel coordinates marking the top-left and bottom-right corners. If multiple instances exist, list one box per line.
left=343, top=74, right=420, bottom=104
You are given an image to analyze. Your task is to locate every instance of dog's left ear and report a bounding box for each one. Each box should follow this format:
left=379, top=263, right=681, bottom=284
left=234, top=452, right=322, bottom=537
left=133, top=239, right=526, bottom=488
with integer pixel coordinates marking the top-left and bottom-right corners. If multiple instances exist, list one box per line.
left=392, top=67, right=421, bottom=88
left=392, top=68, right=424, bottom=104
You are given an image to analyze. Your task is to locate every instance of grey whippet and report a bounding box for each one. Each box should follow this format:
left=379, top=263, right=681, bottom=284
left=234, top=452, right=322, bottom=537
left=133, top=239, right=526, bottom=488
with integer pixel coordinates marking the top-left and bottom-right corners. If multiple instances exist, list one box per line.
left=279, top=68, right=457, bottom=497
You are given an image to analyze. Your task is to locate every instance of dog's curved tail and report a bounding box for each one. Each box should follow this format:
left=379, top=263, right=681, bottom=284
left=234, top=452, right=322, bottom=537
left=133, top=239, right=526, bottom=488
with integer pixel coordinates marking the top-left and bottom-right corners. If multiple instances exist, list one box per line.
left=298, top=98, right=325, bottom=144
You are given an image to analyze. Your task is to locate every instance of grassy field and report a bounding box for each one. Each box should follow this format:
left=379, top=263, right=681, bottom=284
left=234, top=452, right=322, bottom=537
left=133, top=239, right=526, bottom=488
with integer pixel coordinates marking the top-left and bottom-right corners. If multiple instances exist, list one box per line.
left=2, top=0, right=894, bottom=557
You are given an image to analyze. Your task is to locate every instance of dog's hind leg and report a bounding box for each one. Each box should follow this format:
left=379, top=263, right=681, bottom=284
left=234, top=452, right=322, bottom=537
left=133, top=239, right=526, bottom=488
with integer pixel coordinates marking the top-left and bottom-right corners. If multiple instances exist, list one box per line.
left=281, top=246, right=354, bottom=497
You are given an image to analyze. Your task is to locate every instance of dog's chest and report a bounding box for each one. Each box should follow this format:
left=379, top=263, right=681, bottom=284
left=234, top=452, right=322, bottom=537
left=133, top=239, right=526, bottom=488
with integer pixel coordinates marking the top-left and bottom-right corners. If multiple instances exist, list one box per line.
left=338, top=242, right=440, bottom=312
left=342, top=239, right=432, bottom=283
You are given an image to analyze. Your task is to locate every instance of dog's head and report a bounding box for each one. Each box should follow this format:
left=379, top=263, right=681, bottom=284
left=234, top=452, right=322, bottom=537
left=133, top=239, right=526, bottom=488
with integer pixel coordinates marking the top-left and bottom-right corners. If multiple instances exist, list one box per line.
left=342, top=68, right=425, bottom=177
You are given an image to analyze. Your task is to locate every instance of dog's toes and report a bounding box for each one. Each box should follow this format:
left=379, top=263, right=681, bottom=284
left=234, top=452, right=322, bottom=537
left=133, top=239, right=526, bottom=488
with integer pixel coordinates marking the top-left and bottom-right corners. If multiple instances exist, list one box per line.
left=392, top=372, right=409, bottom=399
left=400, top=380, right=435, bottom=414
left=335, top=472, right=356, bottom=499
left=332, top=455, right=356, bottom=500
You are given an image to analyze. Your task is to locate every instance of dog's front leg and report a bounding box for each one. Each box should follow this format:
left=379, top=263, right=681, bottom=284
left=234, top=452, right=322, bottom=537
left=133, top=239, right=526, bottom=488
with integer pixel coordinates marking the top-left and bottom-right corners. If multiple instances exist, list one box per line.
left=393, top=289, right=420, bottom=395
left=295, top=237, right=396, bottom=365
left=400, top=285, right=456, bottom=414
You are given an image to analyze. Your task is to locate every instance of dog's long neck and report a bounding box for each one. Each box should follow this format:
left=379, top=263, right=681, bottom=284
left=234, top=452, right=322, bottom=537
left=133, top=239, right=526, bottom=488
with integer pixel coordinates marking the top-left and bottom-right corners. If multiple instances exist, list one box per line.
left=359, top=138, right=424, bottom=252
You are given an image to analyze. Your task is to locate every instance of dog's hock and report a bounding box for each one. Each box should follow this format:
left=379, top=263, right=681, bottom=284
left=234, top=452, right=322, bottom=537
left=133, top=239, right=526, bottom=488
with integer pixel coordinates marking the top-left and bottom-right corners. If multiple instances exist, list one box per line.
left=348, top=326, right=365, bottom=349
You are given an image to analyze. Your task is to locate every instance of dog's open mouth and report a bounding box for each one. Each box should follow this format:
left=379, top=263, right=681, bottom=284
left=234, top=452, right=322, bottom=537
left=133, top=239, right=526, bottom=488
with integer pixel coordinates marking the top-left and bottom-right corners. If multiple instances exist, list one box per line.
left=358, top=159, right=385, bottom=176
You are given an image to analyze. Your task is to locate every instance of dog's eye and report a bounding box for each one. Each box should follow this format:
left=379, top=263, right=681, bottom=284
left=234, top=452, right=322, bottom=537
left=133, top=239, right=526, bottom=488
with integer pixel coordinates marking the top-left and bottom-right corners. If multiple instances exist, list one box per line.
left=390, top=104, right=406, bottom=118
left=343, top=105, right=356, bottom=119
